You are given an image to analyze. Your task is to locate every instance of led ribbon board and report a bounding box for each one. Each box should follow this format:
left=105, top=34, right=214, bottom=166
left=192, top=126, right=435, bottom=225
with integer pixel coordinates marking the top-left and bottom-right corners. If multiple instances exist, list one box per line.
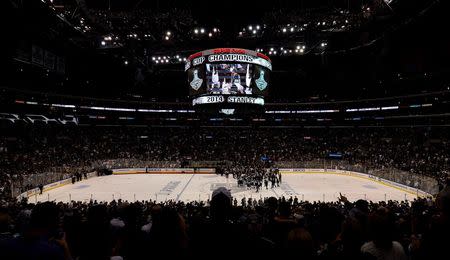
left=185, top=48, right=272, bottom=72
left=192, top=95, right=265, bottom=106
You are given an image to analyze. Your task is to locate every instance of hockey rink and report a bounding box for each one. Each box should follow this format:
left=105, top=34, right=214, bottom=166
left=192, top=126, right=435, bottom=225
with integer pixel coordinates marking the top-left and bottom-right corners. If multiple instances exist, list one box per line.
left=33, top=173, right=422, bottom=203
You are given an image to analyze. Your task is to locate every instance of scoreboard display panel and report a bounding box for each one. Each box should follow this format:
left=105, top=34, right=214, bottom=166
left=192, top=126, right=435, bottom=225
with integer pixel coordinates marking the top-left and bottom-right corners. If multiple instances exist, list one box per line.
left=185, top=48, right=271, bottom=108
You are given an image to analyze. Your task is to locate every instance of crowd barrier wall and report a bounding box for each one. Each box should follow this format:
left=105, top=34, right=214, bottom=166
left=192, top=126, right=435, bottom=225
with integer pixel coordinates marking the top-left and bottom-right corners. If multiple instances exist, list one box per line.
left=17, top=171, right=97, bottom=200
left=280, top=168, right=430, bottom=197
left=17, top=167, right=431, bottom=201
left=113, top=168, right=215, bottom=174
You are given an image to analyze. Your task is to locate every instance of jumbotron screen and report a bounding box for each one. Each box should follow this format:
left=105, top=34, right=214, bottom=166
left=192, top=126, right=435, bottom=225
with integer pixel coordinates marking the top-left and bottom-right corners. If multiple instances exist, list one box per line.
left=185, top=48, right=271, bottom=106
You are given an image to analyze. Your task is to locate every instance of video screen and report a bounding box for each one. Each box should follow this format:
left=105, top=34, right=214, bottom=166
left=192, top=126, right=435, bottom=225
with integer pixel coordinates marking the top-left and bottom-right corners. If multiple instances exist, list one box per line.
left=206, top=64, right=254, bottom=95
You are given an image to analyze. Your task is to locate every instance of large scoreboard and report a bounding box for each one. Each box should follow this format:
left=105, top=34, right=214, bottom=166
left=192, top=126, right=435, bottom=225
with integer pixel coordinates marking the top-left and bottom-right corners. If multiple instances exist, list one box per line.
left=185, top=48, right=271, bottom=112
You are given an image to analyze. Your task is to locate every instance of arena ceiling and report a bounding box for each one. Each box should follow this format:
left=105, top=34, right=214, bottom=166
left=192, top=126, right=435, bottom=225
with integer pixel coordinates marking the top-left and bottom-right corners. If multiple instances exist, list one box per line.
left=2, top=0, right=449, bottom=102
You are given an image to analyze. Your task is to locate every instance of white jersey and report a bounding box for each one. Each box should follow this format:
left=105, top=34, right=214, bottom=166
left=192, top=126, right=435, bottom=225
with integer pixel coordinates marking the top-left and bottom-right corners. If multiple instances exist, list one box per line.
left=211, top=66, right=219, bottom=84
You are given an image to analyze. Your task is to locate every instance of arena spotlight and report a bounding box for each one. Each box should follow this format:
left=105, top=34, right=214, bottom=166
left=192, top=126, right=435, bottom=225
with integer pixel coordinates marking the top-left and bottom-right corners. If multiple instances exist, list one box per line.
left=166, top=31, right=171, bottom=36
left=152, top=57, right=156, bottom=61
left=282, top=28, right=287, bottom=33
left=200, top=28, right=205, bottom=34
left=256, top=25, right=260, bottom=30
left=249, top=26, right=253, bottom=30
left=252, top=30, right=257, bottom=34
left=194, top=29, right=199, bottom=34
left=208, top=32, right=212, bottom=37
left=124, top=60, right=128, bottom=65
left=101, top=41, right=106, bottom=46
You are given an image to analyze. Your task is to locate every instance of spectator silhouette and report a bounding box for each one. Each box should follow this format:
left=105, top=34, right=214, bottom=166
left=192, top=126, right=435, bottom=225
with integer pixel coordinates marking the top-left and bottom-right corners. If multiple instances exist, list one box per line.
left=147, top=207, right=188, bottom=253
left=361, top=207, right=407, bottom=260
left=190, top=187, right=245, bottom=254
left=79, top=204, right=112, bottom=260
left=418, top=179, right=450, bottom=259
left=1, top=202, right=71, bottom=260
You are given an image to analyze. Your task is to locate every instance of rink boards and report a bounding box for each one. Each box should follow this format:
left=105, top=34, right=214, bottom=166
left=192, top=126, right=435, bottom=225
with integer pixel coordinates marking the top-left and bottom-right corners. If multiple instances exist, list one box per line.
left=113, top=168, right=215, bottom=174
left=279, top=168, right=429, bottom=198
left=23, top=167, right=431, bottom=203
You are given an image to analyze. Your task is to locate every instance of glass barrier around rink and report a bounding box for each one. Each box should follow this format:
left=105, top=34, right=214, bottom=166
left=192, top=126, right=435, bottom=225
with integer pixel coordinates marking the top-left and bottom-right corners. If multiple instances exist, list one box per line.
left=273, top=160, right=439, bottom=195
left=9, top=158, right=439, bottom=198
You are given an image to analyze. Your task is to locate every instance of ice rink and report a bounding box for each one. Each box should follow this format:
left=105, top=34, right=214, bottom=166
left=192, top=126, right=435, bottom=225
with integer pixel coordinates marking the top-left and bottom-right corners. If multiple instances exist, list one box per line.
left=29, top=173, right=422, bottom=202
left=33, top=173, right=421, bottom=203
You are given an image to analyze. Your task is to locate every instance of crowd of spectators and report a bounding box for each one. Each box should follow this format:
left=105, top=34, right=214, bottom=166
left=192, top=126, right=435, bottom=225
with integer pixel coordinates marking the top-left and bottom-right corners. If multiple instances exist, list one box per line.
left=0, top=124, right=448, bottom=258
left=0, top=183, right=449, bottom=259
left=0, top=126, right=448, bottom=197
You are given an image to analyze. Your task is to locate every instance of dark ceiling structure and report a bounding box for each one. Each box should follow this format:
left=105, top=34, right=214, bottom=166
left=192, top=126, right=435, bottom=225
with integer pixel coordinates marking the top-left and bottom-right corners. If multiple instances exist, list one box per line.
left=2, top=0, right=449, bottom=102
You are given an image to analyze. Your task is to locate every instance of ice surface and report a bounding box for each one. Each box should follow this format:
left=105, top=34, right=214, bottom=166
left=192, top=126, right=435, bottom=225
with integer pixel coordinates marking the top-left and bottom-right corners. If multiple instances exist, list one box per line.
left=33, top=173, right=419, bottom=203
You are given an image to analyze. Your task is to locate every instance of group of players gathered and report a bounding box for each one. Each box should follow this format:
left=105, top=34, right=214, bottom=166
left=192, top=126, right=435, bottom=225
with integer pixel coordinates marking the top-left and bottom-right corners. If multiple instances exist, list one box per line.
left=218, top=163, right=281, bottom=192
